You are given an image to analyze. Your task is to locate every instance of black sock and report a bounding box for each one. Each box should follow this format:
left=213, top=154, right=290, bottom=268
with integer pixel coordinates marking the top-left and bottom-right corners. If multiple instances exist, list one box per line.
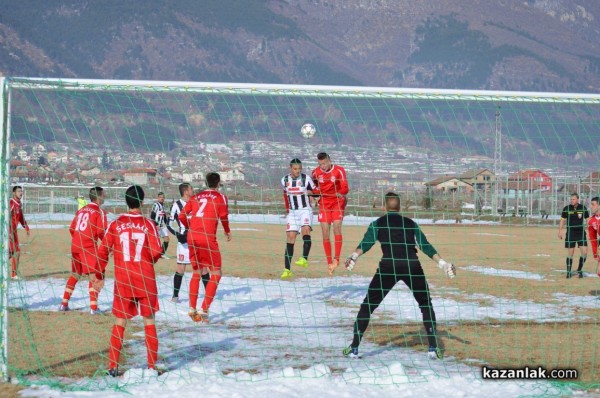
left=577, top=256, right=586, bottom=272
left=302, top=235, right=312, bottom=259
left=201, top=272, right=210, bottom=289
left=162, top=241, right=169, bottom=255
left=566, top=257, right=573, bottom=276
left=173, top=272, right=184, bottom=297
left=284, top=243, right=294, bottom=270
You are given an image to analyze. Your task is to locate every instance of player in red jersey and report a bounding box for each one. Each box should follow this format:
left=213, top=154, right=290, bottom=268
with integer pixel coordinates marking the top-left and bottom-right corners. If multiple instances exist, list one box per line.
left=96, top=185, right=163, bottom=376
left=9, top=186, right=30, bottom=280
left=179, top=172, right=231, bottom=323
left=311, top=152, right=349, bottom=275
left=59, top=187, right=108, bottom=313
left=588, top=196, right=600, bottom=276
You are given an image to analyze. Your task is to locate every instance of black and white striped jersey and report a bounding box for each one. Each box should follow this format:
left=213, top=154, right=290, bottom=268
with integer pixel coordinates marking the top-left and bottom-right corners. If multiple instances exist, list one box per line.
left=167, top=199, right=187, bottom=236
left=281, top=173, right=315, bottom=210
left=150, top=201, right=167, bottom=227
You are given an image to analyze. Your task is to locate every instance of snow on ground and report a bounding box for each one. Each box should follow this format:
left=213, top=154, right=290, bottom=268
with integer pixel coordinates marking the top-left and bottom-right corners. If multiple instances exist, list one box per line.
left=9, top=272, right=598, bottom=397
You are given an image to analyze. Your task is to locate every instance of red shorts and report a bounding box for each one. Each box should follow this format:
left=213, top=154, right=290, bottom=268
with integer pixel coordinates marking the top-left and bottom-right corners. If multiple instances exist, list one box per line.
left=71, top=249, right=99, bottom=275
left=112, top=295, right=159, bottom=319
left=9, top=232, right=19, bottom=257
left=318, top=206, right=345, bottom=224
left=189, top=240, right=222, bottom=271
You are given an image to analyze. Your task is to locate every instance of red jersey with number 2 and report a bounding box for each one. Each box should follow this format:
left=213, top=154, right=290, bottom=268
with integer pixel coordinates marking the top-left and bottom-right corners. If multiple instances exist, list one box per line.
left=179, top=189, right=230, bottom=242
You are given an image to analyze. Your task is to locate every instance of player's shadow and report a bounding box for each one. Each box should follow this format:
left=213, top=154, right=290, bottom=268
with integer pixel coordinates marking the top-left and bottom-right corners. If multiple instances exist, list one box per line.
left=362, top=328, right=469, bottom=358
left=308, top=284, right=365, bottom=301
left=161, top=336, right=239, bottom=369
left=217, top=298, right=283, bottom=323
left=589, top=290, right=600, bottom=297
left=217, top=286, right=252, bottom=298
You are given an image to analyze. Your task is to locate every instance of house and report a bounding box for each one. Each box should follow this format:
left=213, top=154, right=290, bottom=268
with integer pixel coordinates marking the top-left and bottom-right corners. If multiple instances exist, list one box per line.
left=458, top=168, right=495, bottom=190
left=80, top=166, right=101, bottom=177
left=424, top=176, right=473, bottom=193
left=123, top=168, right=160, bottom=185
left=506, top=169, right=552, bottom=192
left=582, top=172, right=600, bottom=192
left=219, top=168, right=245, bottom=183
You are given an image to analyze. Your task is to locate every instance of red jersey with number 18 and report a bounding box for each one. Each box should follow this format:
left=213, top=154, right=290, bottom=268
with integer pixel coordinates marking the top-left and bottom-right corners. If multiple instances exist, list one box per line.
left=97, top=210, right=163, bottom=298
left=179, top=189, right=230, bottom=242
left=69, top=202, right=107, bottom=253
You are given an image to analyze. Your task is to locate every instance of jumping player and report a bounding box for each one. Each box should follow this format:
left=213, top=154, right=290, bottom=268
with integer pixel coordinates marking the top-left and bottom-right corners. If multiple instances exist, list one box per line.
left=179, top=172, right=231, bottom=323
left=9, top=186, right=30, bottom=280
left=60, top=186, right=108, bottom=314
left=97, top=185, right=163, bottom=376
left=311, top=152, right=349, bottom=275
left=280, top=158, right=316, bottom=279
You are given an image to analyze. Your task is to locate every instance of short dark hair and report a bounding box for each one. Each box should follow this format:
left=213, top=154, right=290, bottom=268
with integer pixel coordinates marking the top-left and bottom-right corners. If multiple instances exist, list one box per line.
left=157, top=191, right=165, bottom=197
left=571, top=193, right=579, bottom=199
left=179, top=183, right=192, bottom=197
left=125, top=185, right=145, bottom=209
left=12, top=186, right=22, bottom=193
left=385, top=192, right=400, bottom=211
left=89, top=186, right=104, bottom=201
left=592, top=196, right=600, bottom=204
left=206, top=172, right=221, bottom=188
left=290, top=158, right=302, bottom=165
left=317, top=152, right=329, bottom=161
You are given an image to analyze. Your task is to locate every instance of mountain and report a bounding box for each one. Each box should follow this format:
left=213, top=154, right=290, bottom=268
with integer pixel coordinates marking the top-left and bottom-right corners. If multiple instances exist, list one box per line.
left=1, top=0, right=600, bottom=92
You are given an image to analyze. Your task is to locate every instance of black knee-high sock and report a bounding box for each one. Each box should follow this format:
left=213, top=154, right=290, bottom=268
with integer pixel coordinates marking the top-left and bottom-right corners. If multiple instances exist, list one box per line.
left=162, top=241, right=169, bottom=255
left=577, top=256, right=586, bottom=272
left=302, top=235, right=312, bottom=259
left=566, top=257, right=573, bottom=277
left=173, top=272, right=184, bottom=297
left=201, top=272, right=210, bottom=289
left=284, top=243, right=294, bottom=270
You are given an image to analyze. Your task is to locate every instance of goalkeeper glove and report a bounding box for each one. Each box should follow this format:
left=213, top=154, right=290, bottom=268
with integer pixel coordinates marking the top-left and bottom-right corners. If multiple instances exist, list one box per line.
left=345, top=252, right=360, bottom=271
left=437, top=259, right=456, bottom=279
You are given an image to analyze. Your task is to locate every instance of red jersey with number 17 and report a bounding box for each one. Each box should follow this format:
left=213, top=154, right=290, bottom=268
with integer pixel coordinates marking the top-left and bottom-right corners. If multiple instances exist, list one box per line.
left=97, top=210, right=163, bottom=298
left=69, top=202, right=107, bottom=253
left=179, top=189, right=230, bottom=242
left=312, top=165, right=349, bottom=208
left=589, top=214, right=600, bottom=259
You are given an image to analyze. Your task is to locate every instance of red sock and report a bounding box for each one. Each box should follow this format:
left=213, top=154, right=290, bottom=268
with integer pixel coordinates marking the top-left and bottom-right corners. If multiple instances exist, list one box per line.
left=201, top=274, right=222, bottom=312
left=334, top=235, right=343, bottom=262
left=88, top=281, right=98, bottom=311
left=323, top=239, right=333, bottom=265
left=189, top=272, right=201, bottom=309
left=144, top=324, right=158, bottom=369
left=62, top=276, right=78, bottom=304
left=108, top=324, right=125, bottom=370
left=11, top=257, right=17, bottom=278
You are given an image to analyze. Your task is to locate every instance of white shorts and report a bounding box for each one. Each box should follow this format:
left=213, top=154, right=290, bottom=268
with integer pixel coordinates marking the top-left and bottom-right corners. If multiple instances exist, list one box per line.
left=159, top=227, right=169, bottom=238
left=176, top=242, right=190, bottom=264
left=286, top=208, right=313, bottom=232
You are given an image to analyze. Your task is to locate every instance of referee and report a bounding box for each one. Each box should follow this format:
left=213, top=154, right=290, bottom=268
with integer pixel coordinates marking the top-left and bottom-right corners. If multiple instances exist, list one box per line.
left=342, top=192, right=456, bottom=360
left=558, top=193, right=590, bottom=278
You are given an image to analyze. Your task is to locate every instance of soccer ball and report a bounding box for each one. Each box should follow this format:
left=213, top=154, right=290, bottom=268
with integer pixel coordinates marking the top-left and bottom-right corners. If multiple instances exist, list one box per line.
left=300, top=123, right=316, bottom=139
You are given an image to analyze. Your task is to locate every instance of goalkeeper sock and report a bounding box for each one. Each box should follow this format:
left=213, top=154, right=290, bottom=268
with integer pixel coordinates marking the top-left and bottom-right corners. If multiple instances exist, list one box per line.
left=201, top=274, right=222, bottom=313
left=62, top=275, right=78, bottom=304
left=173, top=272, right=184, bottom=298
left=577, top=256, right=586, bottom=271
left=323, top=239, right=333, bottom=265
left=144, top=324, right=158, bottom=369
left=284, top=243, right=294, bottom=270
left=108, top=324, right=125, bottom=370
left=302, top=235, right=312, bottom=259
left=202, top=272, right=210, bottom=289
left=88, top=281, right=98, bottom=311
left=334, top=235, right=343, bottom=262
left=189, top=273, right=201, bottom=309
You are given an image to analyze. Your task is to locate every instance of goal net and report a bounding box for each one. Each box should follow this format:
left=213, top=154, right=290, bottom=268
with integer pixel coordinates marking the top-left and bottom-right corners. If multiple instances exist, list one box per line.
left=1, top=77, right=599, bottom=395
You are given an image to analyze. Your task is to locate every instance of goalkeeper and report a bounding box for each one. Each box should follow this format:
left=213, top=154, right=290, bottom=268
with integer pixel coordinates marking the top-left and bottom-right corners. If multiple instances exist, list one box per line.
left=342, top=192, right=456, bottom=360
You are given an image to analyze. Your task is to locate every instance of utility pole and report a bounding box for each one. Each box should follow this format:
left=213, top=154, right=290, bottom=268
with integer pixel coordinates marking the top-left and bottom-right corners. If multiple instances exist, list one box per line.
left=492, top=106, right=502, bottom=215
